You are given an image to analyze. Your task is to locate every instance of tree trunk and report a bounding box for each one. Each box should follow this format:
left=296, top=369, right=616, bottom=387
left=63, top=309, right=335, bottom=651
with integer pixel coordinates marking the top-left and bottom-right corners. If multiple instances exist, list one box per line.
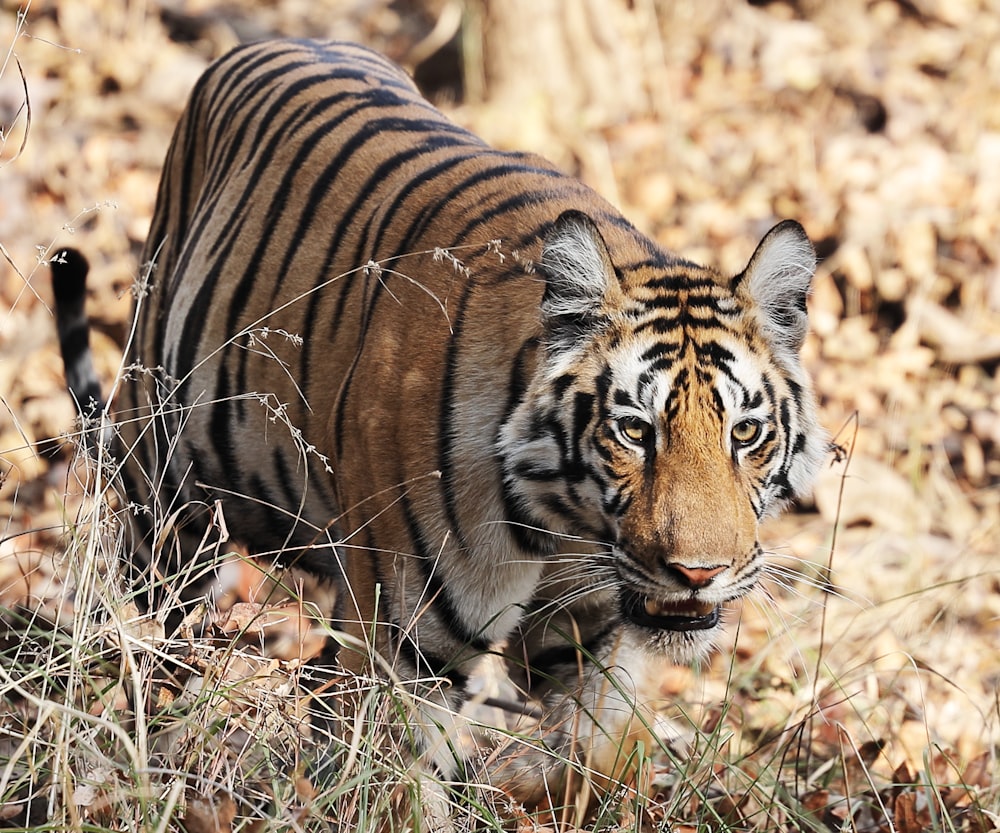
left=462, top=0, right=665, bottom=195
left=486, top=0, right=652, bottom=114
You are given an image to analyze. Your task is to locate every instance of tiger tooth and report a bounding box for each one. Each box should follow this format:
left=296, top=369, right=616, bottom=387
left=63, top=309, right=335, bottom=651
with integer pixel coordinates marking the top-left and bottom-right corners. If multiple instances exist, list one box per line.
left=644, top=597, right=717, bottom=618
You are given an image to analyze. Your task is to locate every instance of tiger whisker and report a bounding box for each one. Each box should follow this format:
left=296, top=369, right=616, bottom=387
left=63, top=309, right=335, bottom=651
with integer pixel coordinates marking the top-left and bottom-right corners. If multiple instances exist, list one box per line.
left=475, top=518, right=615, bottom=550
left=744, top=593, right=817, bottom=684
left=761, top=562, right=865, bottom=607
left=528, top=579, right=620, bottom=615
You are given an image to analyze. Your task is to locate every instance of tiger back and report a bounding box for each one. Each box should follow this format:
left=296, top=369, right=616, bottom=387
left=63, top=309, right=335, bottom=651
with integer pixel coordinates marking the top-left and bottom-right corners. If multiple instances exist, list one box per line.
left=53, top=38, right=826, bottom=806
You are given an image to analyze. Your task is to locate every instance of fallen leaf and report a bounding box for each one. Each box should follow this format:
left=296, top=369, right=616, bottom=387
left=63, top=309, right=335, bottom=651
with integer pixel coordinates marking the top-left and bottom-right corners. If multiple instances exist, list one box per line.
left=180, top=793, right=236, bottom=833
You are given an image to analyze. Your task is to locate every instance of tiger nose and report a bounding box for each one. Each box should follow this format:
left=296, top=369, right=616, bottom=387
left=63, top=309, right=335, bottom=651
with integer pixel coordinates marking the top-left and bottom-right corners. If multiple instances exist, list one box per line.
left=668, top=564, right=726, bottom=589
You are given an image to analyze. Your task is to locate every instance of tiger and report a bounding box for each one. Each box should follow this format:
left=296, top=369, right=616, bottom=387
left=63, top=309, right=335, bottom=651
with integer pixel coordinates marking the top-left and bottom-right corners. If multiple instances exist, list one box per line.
left=52, top=38, right=826, bottom=813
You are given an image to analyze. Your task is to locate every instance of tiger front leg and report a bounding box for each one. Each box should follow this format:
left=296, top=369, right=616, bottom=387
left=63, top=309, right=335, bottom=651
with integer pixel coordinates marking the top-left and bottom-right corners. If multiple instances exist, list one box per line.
left=487, top=621, right=683, bottom=812
left=310, top=627, right=503, bottom=828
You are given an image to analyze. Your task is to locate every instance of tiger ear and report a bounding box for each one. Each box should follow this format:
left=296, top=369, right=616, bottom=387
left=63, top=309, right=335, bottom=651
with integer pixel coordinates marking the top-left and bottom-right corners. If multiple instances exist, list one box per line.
left=735, top=220, right=816, bottom=356
left=540, top=211, right=619, bottom=349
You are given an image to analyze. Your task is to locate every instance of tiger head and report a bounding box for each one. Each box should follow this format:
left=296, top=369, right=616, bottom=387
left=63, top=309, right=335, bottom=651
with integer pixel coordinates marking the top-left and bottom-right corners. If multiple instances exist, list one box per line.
left=499, top=211, right=826, bottom=662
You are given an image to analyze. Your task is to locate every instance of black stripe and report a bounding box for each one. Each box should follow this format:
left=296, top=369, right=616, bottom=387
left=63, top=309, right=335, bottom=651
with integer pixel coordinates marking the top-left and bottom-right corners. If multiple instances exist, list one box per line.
left=524, top=621, right=618, bottom=682
left=644, top=273, right=717, bottom=291
left=438, top=276, right=475, bottom=556
left=390, top=162, right=567, bottom=257
left=566, top=391, right=594, bottom=483
left=220, top=94, right=384, bottom=399
left=311, top=135, right=468, bottom=288
left=693, top=340, right=736, bottom=366
left=352, top=150, right=479, bottom=268
left=639, top=340, right=681, bottom=363
left=499, top=485, right=559, bottom=555
left=398, top=493, right=490, bottom=652
left=223, top=96, right=376, bottom=334
left=443, top=185, right=562, bottom=251
left=207, top=367, right=237, bottom=490
left=612, top=387, right=638, bottom=409
left=394, top=637, right=470, bottom=688
left=603, top=486, right=630, bottom=515
left=316, top=153, right=486, bottom=430
left=635, top=314, right=682, bottom=334
left=163, top=46, right=327, bottom=302
left=171, top=95, right=346, bottom=385
left=168, top=46, right=282, bottom=239
left=502, top=339, right=539, bottom=422
left=293, top=133, right=475, bottom=382
left=512, top=460, right=564, bottom=481
left=244, top=472, right=304, bottom=560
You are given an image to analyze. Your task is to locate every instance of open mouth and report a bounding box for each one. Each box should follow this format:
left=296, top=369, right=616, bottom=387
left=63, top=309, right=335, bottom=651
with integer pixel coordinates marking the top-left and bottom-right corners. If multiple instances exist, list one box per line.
left=620, top=590, right=721, bottom=632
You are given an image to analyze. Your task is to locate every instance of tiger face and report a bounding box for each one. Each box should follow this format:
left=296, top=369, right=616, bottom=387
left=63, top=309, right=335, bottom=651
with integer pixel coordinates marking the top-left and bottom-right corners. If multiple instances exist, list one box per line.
left=500, top=212, right=824, bottom=662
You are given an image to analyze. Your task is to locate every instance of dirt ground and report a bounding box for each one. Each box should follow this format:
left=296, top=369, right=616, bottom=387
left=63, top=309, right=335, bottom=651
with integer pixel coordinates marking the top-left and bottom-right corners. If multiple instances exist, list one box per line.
left=1, top=0, right=999, bottom=828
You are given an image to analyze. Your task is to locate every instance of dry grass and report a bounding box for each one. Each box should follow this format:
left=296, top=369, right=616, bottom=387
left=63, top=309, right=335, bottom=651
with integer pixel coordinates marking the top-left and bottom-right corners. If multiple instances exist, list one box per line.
left=1, top=0, right=998, bottom=830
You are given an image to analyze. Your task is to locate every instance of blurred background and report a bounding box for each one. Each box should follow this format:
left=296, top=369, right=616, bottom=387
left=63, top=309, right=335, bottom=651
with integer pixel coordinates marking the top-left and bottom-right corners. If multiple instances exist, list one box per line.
left=0, top=0, right=998, bottom=810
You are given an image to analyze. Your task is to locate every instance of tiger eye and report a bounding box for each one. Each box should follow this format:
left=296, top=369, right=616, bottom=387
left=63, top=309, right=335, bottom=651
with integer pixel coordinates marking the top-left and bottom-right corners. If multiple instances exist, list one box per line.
left=731, top=419, right=762, bottom=446
left=619, top=416, right=651, bottom=446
